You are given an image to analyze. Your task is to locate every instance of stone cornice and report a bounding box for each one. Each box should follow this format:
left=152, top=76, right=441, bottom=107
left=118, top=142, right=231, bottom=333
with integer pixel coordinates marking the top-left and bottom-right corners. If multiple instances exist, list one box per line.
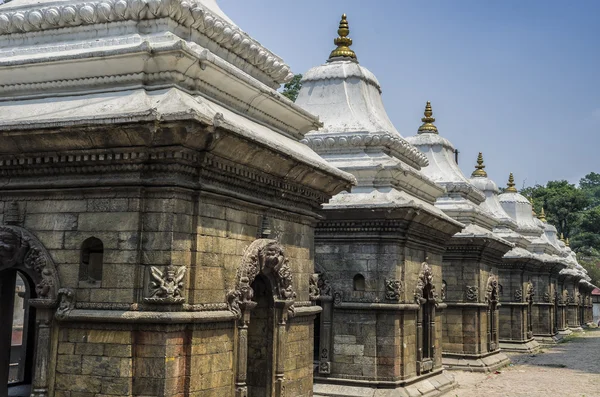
left=301, top=133, right=428, bottom=169
left=0, top=0, right=293, bottom=86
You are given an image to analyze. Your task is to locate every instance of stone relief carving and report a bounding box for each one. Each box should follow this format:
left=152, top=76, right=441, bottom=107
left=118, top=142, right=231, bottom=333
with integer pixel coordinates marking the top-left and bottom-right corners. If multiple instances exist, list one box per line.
left=466, top=286, right=479, bottom=302
left=4, top=201, right=20, bottom=225
left=144, top=265, right=186, bottom=304
left=384, top=278, right=403, bottom=301
left=525, top=281, right=535, bottom=303
left=543, top=292, right=551, bottom=303
left=333, top=291, right=343, bottom=306
left=55, top=288, right=76, bottom=320
left=514, top=289, right=523, bottom=302
left=441, top=280, right=447, bottom=301
left=0, top=225, right=59, bottom=302
left=318, top=273, right=332, bottom=298
left=414, top=261, right=437, bottom=305
left=309, top=273, right=320, bottom=301
left=563, top=290, right=570, bottom=304
left=485, top=275, right=499, bottom=304
left=227, top=239, right=296, bottom=318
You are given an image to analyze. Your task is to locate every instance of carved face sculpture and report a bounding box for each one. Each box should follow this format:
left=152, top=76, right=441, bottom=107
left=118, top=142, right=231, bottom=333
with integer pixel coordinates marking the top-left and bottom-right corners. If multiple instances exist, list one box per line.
left=0, top=230, right=19, bottom=266
left=262, top=242, right=284, bottom=271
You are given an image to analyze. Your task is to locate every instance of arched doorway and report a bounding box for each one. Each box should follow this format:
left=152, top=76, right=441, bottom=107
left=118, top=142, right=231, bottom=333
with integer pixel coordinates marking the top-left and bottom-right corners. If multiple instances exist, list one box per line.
left=226, top=239, right=296, bottom=397
left=0, top=225, right=60, bottom=397
left=415, top=261, right=437, bottom=375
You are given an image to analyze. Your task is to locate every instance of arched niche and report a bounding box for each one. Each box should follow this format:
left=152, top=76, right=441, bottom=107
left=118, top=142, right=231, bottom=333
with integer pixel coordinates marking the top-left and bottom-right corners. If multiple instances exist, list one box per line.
left=226, top=239, right=296, bottom=397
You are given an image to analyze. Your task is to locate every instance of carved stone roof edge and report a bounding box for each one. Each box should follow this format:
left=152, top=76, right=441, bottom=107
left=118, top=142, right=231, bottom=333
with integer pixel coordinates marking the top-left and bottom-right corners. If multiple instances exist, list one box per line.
left=301, top=132, right=429, bottom=168
left=0, top=0, right=293, bottom=85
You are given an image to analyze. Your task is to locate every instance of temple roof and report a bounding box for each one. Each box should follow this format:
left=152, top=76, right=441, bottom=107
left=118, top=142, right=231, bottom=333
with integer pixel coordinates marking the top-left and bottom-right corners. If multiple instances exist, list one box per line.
left=295, top=15, right=461, bottom=228
left=406, top=104, right=508, bottom=237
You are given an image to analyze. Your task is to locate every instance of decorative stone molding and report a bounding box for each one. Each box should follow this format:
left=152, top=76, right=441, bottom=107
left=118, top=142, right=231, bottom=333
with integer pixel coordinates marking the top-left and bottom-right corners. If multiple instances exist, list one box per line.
left=301, top=133, right=428, bottom=169
left=414, top=261, right=438, bottom=304
left=226, top=239, right=296, bottom=319
left=384, top=278, right=403, bottom=301
left=144, top=265, right=186, bottom=304
left=466, top=286, right=479, bottom=302
left=514, top=289, right=523, bottom=302
left=441, top=280, right=447, bottom=301
left=0, top=225, right=59, bottom=303
left=485, top=275, right=499, bottom=304
left=0, top=0, right=293, bottom=85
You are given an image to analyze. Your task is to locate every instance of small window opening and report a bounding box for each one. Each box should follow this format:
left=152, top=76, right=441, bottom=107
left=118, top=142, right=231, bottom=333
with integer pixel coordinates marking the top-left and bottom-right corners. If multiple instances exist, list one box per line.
left=353, top=274, right=365, bottom=291
left=79, top=237, right=104, bottom=284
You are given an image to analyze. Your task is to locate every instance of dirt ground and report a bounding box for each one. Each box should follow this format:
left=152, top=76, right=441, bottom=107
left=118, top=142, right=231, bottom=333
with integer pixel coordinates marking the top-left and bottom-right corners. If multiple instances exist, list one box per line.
left=444, top=328, right=600, bottom=397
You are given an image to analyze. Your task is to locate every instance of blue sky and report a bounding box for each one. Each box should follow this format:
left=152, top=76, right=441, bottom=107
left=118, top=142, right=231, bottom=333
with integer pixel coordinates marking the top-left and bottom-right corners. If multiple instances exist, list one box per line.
left=219, top=0, right=600, bottom=189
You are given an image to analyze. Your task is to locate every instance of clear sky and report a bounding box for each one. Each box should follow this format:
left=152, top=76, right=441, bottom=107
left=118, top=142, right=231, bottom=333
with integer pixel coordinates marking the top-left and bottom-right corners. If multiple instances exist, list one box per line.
left=219, top=0, right=600, bottom=189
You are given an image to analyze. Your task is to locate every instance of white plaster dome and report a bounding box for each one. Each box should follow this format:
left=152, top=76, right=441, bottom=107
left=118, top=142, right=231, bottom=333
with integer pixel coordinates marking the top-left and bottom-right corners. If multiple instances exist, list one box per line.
left=498, top=175, right=544, bottom=237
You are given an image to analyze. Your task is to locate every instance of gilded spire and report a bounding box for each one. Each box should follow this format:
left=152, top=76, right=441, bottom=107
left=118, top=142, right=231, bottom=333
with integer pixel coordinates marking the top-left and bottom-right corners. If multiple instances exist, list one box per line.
left=566, top=237, right=570, bottom=247
left=529, top=197, right=537, bottom=216
left=538, top=207, right=547, bottom=222
left=329, top=14, right=356, bottom=60
left=471, top=152, right=487, bottom=177
left=560, top=233, right=565, bottom=242
left=418, top=101, right=438, bottom=134
left=505, top=173, right=518, bottom=193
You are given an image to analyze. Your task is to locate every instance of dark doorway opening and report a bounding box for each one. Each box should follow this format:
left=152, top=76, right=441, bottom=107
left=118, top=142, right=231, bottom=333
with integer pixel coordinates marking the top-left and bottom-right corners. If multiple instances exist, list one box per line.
left=246, top=275, right=274, bottom=397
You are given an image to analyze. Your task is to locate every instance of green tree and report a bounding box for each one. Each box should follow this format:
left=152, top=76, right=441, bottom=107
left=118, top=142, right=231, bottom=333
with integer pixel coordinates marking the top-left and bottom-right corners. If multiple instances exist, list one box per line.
left=579, top=172, right=600, bottom=208
left=281, top=74, right=302, bottom=102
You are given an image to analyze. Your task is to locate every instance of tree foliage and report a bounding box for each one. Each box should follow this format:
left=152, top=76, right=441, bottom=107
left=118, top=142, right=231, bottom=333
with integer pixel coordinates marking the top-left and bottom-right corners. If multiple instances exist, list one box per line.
left=281, top=74, right=302, bottom=102
left=522, top=173, right=600, bottom=285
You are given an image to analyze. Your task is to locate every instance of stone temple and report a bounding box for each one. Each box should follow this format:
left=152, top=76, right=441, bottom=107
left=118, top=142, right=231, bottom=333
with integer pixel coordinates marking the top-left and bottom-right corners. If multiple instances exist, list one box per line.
left=0, top=2, right=596, bottom=397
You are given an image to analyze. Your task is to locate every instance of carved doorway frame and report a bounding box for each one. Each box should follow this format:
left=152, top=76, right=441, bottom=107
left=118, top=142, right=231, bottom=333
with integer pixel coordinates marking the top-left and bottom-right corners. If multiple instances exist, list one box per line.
left=485, top=275, right=499, bottom=351
left=226, top=239, right=296, bottom=397
left=0, top=225, right=60, bottom=397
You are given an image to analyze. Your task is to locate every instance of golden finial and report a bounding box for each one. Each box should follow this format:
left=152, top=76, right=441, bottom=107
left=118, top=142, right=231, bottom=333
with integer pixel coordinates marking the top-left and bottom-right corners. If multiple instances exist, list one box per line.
left=560, top=233, right=565, bottom=242
left=329, top=14, right=357, bottom=60
left=566, top=237, right=570, bottom=247
left=529, top=197, right=537, bottom=216
left=471, top=152, right=487, bottom=177
left=418, top=101, right=438, bottom=134
left=538, top=207, right=547, bottom=222
left=506, top=173, right=518, bottom=193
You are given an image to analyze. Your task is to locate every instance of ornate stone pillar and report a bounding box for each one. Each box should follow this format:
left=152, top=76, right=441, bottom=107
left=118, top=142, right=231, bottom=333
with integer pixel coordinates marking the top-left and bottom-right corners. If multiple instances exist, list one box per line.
left=317, top=294, right=333, bottom=375
left=28, top=306, right=54, bottom=397
left=273, top=300, right=292, bottom=397
left=234, top=301, right=256, bottom=397
left=0, top=270, right=17, bottom=397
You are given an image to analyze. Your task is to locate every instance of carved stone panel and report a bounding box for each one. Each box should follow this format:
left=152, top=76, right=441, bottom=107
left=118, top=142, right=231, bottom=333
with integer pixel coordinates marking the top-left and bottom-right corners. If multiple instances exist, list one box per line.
left=485, top=275, right=498, bottom=304
left=466, top=286, right=479, bottom=302
left=144, top=265, right=186, bottom=304
left=514, top=289, right=523, bottom=302
left=384, top=278, right=403, bottom=301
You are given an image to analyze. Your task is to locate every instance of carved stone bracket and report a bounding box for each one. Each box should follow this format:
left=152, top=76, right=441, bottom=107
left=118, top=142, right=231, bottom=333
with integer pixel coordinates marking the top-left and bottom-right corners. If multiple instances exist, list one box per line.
left=384, top=278, right=403, bottom=301
left=466, top=286, right=479, bottom=302
left=318, top=273, right=332, bottom=298
left=333, top=291, right=343, bottom=306
left=309, top=273, right=320, bottom=301
left=414, top=261, right=437, bottom=305
left=485, top=275, right=498, bottom=304
left=526, top=281, right=535, bottom=303
left=543, top=292, right=551, bottom=303
left=227, top=239, right=296, bottom=319
left=55, top=288, right=76, bottom=320
left=144, top=265, right=186, bottom=304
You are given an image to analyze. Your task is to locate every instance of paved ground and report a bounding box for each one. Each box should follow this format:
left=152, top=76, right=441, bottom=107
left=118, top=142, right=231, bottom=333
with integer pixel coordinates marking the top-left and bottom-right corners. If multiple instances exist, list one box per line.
left=445, top=328, right=600, bottom=397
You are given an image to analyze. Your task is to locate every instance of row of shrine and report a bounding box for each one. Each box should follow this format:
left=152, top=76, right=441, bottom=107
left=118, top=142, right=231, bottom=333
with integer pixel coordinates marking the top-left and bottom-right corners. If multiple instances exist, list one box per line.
left=0, top=1, right=595, bottom=397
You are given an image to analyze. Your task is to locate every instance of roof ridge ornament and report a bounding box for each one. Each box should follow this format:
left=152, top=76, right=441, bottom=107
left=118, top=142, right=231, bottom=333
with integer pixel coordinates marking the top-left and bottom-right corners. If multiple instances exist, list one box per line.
left=471, top=152, right=487, bottom=177
left=329, top=14, right=357, bottom=61
left=505, top=173, right=518, bottom=193
left=538, top=206, right=547, bottom=222
left=417, top=101, right=438, bottom=134
left=565, top=237, right=570, bottom=247
left=560, top=233, right=565, bottom=243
